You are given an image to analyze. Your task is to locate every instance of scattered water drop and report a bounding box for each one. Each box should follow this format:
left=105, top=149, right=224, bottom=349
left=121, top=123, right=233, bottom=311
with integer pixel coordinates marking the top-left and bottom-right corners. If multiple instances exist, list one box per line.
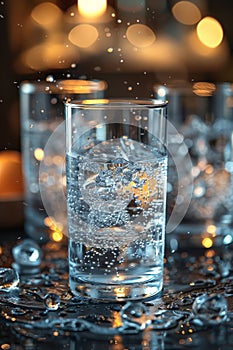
left=11, top=307, right=27, bottom=316
left=189, top=279, right=216, bottom=289
left=0, top=268, right=19, bottom=291
left=44, top=293, right=61, bottom=311
left=151, top=310, right=186, bottom=330
left=192, top=294, right=228, bottom=325
left=120, top=302, right=149, bottom=331
left=12, top=239, right=42, bottom=273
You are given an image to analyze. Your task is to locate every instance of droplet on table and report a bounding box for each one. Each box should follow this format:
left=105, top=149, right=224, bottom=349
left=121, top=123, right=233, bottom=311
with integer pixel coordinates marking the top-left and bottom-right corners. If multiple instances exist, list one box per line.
left=44, top=293, right=61, bottom=311
left=120, top=302, right=149, bottom=332
left=12, top=239, right=42, bottom=273
left=192, top=294, right=228, bottom=325
left=151, top=310, right=186, bottom=330
left=0, top=267, right=19, bottom=291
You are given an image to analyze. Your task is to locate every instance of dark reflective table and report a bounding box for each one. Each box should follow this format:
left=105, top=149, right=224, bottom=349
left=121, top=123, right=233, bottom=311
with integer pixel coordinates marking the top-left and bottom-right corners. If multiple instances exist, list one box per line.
left=0, top=228, right=232, bottom=350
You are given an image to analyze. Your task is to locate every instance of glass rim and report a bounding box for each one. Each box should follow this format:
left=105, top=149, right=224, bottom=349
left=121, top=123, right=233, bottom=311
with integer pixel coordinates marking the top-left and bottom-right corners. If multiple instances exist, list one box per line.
left=65, top=98, right=168, bottom=109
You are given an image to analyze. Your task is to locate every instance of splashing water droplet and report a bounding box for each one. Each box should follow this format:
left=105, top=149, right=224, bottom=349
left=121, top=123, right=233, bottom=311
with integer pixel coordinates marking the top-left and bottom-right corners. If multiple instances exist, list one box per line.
left=192, top=294, right=228, bottom=325
left=44, top=293, right=61, bottom=311
left=0, top=268, right=19, bottom=291
left=12, top=239, right=42, bottom=273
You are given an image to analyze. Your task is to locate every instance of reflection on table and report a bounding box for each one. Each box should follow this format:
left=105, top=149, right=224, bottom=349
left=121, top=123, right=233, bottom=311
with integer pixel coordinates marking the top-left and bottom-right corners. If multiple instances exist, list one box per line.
left=0, top=229, right=232, bottom=350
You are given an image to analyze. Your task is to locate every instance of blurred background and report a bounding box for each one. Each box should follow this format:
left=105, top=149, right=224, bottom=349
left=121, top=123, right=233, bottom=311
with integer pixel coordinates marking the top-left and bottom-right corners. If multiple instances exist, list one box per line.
left=1, top=0, right=233, bottom=150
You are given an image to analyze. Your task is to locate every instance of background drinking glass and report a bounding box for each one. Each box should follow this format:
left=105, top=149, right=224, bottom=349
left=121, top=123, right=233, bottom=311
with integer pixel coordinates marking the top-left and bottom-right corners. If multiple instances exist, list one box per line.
left=65, top=99, right=168, bottom=301
left=20, top=79, right=106, bottom=242
left=154, top=81, right=233, bottom=249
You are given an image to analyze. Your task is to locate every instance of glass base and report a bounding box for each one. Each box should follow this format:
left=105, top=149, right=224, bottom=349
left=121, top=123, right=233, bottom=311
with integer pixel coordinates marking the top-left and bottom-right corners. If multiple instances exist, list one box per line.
left=69, top=278, right=163, bottom=302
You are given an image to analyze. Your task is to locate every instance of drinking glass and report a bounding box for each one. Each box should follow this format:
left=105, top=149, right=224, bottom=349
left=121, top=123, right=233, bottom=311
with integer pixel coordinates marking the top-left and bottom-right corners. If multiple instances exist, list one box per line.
left=20, top=79, right=106, bottom=242
left=154, top=81, right=233, bottom=249
left=65, top=99, right=168, bottom=301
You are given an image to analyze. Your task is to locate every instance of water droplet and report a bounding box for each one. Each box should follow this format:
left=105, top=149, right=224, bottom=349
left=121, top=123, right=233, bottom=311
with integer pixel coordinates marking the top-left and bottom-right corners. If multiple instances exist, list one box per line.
left=189, top=279, right=216, bottom=289
left=11, top=307, right=27, bottom=316
left=177, top=296, right=194, bottom=306
left=44, top=293, right=61, bottom=311
left=151, top=310, right=185, bottom=330
left=12, top=239, right=42, bottom=274
left=192, top=294, right=228, bottom=325
left=120, top=302, right=148, bottom=331
left=0, top=268, right=19, bottom=291
left=71, top=63, right=76, bottom=68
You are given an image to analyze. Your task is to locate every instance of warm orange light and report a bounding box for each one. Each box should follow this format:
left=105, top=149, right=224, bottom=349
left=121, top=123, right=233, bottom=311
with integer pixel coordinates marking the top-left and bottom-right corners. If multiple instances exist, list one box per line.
left=78, top=0, right=107, bottom=18
left=0, top=151, right=24, bottom=198
left=193, top=82, right=216, bottom=96
left=206, top=224, right=217, bottom=236
left=205, top=165, right=214, bottom=174
left=113, top=287, right=127, bottom=299
left=205, top=249, right=215, bottom=258
left=202, top=237, right=213, bottom=248
left=197, top=17, right=223, bottom=48
left=51, top=230, right=63, bottom=242
left=34, top=148, right=44, bottom=161
left=68, top=24, right=99, bottom=48
left=57, top=80, right=107, bottom=94
left=31, top=2, right=62, bottom=28
left=22, top=41, right=78, bottom=70
left=81, top=99, right=109, bottom=105
left=172, top=1, right=201, bottom=25
left=126, top=24, right=156, bottom=48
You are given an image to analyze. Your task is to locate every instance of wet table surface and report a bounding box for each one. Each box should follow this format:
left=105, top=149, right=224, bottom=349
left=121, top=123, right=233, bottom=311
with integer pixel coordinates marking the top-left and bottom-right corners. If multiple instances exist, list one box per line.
left=0, top=229, right=232, bottom=350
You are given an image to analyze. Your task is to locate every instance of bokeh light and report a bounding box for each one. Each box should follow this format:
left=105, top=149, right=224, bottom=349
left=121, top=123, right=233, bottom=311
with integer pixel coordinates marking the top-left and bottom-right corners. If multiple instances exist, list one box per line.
left=68, top=24, right=99, bottom=48
left=185, top=29, right=229, bottom=70
left=31, top=2, right=62, bottom=28
left=202, top=237, right=213, bottom=248
left=172, top=1, right=201, bottom=25
left=197, top=16, right=223, bottom=48
left=21, top=39, right=78, bottom=70
left=126, top=24, right=156, bottom=48
left=77, top=0, right=107, bottom=18
left=34, top=148, right=44, bottom=161
left=193, top=82, right=216, bottom=96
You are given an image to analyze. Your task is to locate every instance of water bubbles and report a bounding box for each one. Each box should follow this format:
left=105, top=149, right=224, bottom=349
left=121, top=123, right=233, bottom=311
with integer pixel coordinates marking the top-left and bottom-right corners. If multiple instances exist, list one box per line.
left=12, top=239, right=42, bottom=273
left=44, top=293, right=61, bottom=311
left=192, top=294, right=228, bottom=325
left=0, top=268, right=19, bottom=291
left=135, top=115, right=142, bottom=121
left=70, top=63, right=76, bottom=68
